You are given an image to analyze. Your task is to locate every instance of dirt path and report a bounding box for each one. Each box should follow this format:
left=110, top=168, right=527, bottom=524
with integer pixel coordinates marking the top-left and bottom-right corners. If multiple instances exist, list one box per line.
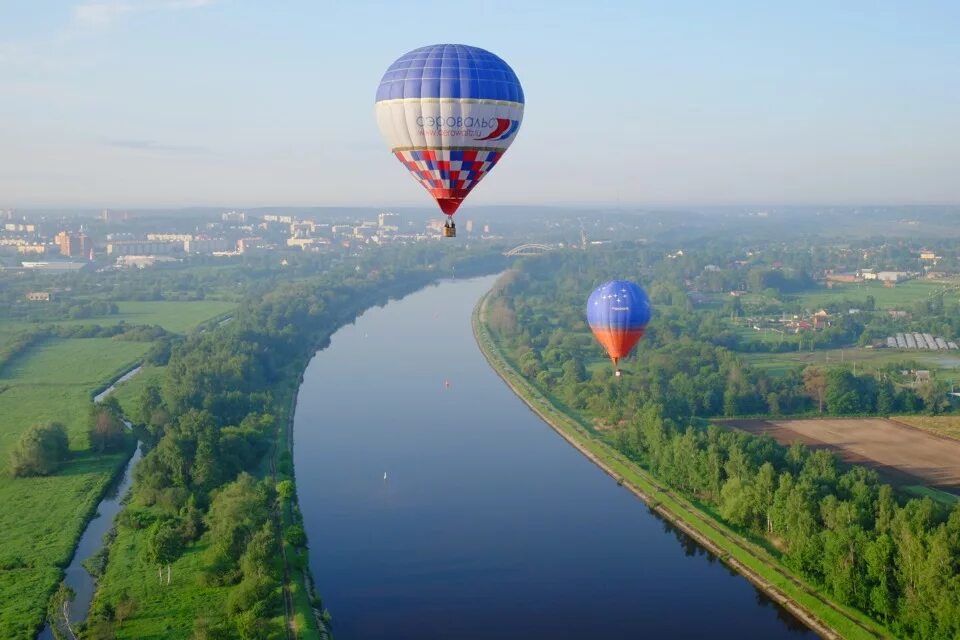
left=726, top=418, right=960, bottom=491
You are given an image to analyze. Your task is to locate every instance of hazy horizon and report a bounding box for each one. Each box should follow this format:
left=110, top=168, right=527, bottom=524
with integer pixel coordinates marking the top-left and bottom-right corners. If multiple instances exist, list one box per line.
left=3, top=1, right=959, bottom=208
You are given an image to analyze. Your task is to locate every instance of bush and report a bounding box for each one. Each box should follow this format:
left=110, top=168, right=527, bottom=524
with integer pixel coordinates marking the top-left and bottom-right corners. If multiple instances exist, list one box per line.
left=285, top=523, right=306, bottom=547
left=9, top=422, right=70, bottom=477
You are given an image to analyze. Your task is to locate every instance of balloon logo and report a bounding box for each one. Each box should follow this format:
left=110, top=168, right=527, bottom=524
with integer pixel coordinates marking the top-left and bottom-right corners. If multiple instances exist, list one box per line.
left=375, top=44, right=524, bottom=235
left=587, top=280, right=652, bottom=377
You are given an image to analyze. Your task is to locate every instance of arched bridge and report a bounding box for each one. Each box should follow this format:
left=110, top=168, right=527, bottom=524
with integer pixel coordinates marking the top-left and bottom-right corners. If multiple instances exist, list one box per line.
left=504, top=243, right=556, bottom=256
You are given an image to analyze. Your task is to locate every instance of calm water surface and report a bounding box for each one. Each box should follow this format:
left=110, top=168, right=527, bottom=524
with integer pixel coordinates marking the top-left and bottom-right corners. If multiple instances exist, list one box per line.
left=294, top=275, right=815, bottom=640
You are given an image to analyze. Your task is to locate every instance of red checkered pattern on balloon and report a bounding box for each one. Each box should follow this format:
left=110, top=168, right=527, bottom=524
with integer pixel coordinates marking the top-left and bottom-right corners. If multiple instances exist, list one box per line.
left=393, top=149, right=502, bottom=198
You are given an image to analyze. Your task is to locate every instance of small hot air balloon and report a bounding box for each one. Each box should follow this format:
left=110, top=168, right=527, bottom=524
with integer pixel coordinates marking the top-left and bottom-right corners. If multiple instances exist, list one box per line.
left=587, top=280, right=652, bottom=377
left=375, top=44, right=524, bottom=237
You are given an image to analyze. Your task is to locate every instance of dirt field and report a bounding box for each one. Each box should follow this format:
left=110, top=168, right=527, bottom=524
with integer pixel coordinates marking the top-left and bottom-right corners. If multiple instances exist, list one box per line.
left=725, top=418, right=960, bottom=491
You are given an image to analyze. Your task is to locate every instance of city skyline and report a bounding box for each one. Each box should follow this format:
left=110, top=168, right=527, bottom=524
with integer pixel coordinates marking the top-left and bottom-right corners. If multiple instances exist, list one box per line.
left=2, top=0, right=959, bottom=207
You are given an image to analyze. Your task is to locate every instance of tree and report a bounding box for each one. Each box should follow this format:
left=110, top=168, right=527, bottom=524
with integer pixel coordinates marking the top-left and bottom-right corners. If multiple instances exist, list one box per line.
left=89, top=402, right=127, bottom=453
left=240, top=523, right=278, bottom=580
left=10, top=422, right=70, bottom=477
left=114, top=593, right=136, bottom=628
left=917, top=380, right=949, bottom=415
left=137, top=381, right=165, bottom=428
left=205, top=473, right=270, bottom=560
left=275, top=479, right=294, bottom=503
left=146, top=521, right=183, bottom=585
left=803, top=366, right=827, bottom=413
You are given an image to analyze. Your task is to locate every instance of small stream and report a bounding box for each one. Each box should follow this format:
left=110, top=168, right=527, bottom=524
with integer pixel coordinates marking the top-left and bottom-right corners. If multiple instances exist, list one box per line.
left=38, top=368, right=144, bottom=639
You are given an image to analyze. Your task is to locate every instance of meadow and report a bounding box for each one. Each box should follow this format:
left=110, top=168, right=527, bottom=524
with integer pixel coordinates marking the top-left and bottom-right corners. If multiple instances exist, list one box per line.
left=744, top=347, right=960, bottom=382
left=0, top=300, right=236, bottom=638
left=0, top=338, right=150, bottom=638
left=0, top=299, right=236, bottom=343
left=790, top=278, right=960, bottom=310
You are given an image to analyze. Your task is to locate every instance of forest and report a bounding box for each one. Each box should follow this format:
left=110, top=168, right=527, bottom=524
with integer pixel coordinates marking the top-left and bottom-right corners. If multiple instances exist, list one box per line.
left=488, top=246, right=960, bottom=639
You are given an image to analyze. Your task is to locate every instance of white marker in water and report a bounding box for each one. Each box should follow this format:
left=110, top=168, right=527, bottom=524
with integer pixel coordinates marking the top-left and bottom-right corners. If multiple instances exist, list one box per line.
left=383, top=472, right=388, bottom=481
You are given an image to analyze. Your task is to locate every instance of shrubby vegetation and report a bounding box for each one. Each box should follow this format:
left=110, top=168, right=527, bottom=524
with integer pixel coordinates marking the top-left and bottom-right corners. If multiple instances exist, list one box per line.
left=9, top=422, right=70, bottom=477
left=491, top=248, right=960, bottom=639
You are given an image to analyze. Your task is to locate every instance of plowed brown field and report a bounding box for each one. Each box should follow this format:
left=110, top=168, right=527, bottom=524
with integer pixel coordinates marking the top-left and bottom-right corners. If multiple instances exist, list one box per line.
left=725, top=418, right=960, bottom=491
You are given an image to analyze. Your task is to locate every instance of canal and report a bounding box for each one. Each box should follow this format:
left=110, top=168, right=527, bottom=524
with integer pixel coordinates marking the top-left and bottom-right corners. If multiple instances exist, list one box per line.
left=293, top=275, right=815, bottom=640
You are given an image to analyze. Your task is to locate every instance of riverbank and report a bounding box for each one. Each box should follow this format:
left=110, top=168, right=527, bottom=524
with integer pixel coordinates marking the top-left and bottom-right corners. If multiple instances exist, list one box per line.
left=472, top=290, right=893, bottom=640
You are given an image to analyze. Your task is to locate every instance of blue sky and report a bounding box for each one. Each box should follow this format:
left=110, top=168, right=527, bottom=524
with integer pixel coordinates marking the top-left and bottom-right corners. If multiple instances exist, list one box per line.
left=1, top=0, right=958, bottom=208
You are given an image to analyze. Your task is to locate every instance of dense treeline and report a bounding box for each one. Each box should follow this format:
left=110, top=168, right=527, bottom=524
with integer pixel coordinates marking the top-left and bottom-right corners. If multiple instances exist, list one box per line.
left=494, top=250, right=952, bottom=421
left=491, top=249, right=960, bottom=639
left=85, top=246, right=506, bottom=638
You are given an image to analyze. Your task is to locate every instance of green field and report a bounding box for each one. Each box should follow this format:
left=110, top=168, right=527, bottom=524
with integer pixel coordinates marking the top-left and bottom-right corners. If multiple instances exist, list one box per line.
left=0, top=300, right=236, bottom=638
left=0, top=338, right=151, bottom=638
left=744, top=346, right=960, bottom=382
left=791, top=278, right=960, bottom=310
left=92, top=531, right=234, bottom=639
left=0, top=300, right=236, bottom=343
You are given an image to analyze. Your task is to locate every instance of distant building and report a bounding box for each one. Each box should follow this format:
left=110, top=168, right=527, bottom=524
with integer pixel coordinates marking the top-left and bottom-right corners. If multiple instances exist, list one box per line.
left=106, top=240, right=180, bottom=256
left=3, top=222, right=35, bottom=233
left=920, top=250, right=938, bottom=261
left=17, top=244, right=46, bottom=255
left=184, top=238, right=229, bottom=254
left=25, top=291, right=57, bottom=301
left=100, top=209, right=128, bottom=222
left=877, top=271, right=910, bottom=283
left=115, top=255, right=178, bottom=269
left=237, top=237, right=272, bottom=254
left=19, top=261, right=88, bottom=272
left=378, top=213, right=400, bottom=231
left=147, top=233, right=194, bottom=242
left=826, top=272, right=862, bottom=284
left=55, top=231, right=90, bottom=258
left=465, top=220, right=474, bottom=233
left=221, top=211, right=246, bottom=223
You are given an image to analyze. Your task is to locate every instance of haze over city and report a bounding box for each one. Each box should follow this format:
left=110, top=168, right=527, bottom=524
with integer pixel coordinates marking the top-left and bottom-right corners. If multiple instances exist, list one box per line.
left=3, top=0, right=959, bottom=208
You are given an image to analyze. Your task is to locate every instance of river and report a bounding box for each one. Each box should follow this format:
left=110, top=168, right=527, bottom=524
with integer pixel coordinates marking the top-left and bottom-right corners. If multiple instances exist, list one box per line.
left=293, top=275, right=815, bottom=640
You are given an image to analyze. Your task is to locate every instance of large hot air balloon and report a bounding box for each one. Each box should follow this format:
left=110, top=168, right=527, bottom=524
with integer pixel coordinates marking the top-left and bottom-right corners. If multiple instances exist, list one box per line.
left=375, top=44, right=524, bottom=237
left=587, top=280, right=652, bottom=377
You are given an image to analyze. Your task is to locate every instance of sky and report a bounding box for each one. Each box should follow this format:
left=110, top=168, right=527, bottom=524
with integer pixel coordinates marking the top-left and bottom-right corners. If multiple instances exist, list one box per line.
left=1, top=0, right=958, bottom=208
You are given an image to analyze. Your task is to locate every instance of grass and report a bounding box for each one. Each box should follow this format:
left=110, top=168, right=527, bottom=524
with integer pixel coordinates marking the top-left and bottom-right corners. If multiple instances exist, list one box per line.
left=0, top=299, right=236, bottom=339
left=110, top=366, right=167, bottom=425
left=92, top=530, right=233, bottom=639
left=0, top=338, right=150, bottom=639
left=790, top=279, right=960, bottom=310
left=474, top=292, right=895, bottom=640
left=891, top=415, right=960, bottom=441
left=901, top=485, right=960, bottom=507
left=744, top=347, right=960, bottom=382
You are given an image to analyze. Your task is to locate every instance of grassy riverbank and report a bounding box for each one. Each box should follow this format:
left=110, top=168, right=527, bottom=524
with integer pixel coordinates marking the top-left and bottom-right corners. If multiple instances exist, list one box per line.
left=0, top=299, right=240, bottom=638
left=0, top=338, right=150, bottom=639
left=473, top=290, right=895, bottom=640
